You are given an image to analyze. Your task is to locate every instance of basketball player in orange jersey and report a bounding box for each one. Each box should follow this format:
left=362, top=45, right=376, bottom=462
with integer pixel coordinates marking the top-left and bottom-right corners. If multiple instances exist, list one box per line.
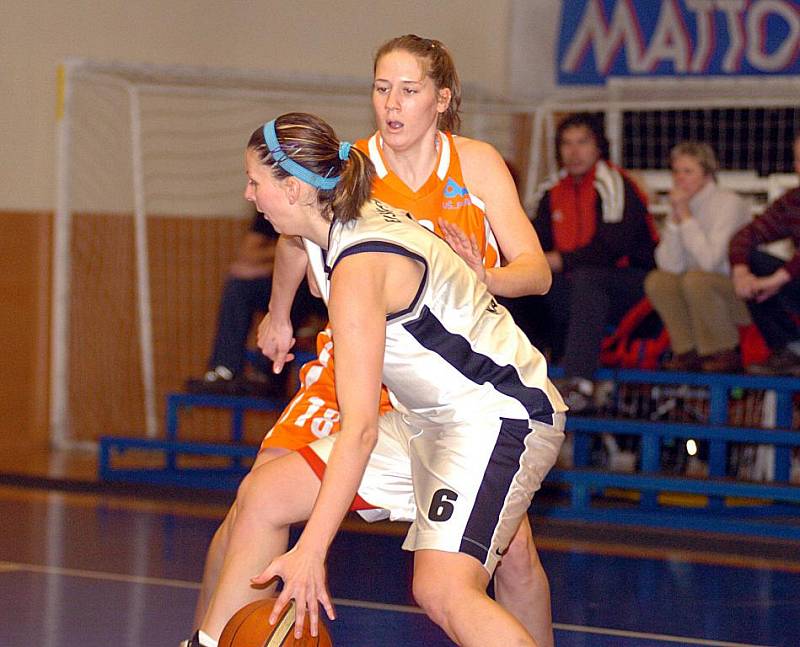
left=187, top=35, right=555, bottom=647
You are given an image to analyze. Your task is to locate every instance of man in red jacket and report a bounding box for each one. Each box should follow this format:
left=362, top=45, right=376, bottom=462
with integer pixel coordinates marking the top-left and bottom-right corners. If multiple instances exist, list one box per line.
left=729, top=133, right=800, bottom=376
left=531, top=113, right=657, bottom=412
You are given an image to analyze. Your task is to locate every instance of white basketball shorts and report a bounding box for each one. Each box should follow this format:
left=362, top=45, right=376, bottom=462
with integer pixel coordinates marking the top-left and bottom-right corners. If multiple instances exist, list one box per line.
left=301, top=409, right=565, bottom=574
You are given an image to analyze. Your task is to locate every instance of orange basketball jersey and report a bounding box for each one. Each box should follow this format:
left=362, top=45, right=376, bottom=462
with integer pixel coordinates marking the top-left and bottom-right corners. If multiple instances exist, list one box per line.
left=357, top=130, right=500, bottom=269
left=260, top=328, right=393, bottom=451
left=261, top=130, right=499, bottom=452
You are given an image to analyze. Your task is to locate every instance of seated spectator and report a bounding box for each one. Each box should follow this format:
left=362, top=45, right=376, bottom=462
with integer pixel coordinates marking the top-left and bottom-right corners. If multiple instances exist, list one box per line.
left=645, top=142, right=752, bottom=373
left=186, top=211, right=323, bottom=396
left=729, top=132, right=800, bottom=376
left=530, top=113, right=657, bottom=412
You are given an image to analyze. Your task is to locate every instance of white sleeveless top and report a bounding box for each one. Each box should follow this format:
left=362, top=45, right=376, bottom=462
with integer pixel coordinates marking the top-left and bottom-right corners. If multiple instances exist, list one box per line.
left=307, top=199, right=565, bottom=427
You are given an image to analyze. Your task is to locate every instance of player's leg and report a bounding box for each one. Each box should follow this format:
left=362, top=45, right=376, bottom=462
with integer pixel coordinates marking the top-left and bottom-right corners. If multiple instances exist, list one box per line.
left=413, top=549, right=537, bottom=647
left=302, top=412, right=538, bottom=645
left=404, top=414, right=564, bottom=646
left=494, top=516, right=554, bottom=647
left=192, top=353, right=341, bottom=630
left=192, top=409, right=416, bottom=645
left=192, top=446, right=290, bottom=629
left=200, top=450, right=321, bottom=640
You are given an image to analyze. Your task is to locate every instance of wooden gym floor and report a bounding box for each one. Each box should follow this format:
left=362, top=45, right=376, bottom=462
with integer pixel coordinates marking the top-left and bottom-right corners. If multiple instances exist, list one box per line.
left=0, top=441, right=797, bottom=646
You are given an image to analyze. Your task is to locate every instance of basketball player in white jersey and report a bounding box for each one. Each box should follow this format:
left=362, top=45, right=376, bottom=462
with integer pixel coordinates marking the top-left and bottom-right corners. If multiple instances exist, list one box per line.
left=191, top=35, right=558, bottom=647
left=194, top=113, right=565, bottom=647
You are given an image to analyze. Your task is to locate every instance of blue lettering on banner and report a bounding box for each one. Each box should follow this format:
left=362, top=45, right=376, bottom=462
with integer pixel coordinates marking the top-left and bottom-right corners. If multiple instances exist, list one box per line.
left=557, top=0, right=800, bottom=85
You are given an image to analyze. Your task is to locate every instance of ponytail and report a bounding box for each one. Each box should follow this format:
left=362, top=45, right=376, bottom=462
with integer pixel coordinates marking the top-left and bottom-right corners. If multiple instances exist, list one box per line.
left=332, top=146, right=375, bottom=224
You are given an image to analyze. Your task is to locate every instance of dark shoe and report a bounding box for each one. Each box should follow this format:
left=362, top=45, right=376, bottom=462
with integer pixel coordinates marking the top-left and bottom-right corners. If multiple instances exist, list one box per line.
left=185, top=366, right=286, bottom=398
left=700, top=348, right=741, bottom=373
left=237, top=371, right=287, bottom=398
left=663, top=350, right=701, bottom=372
left=747, top=348, right=800, bottom=376
left=555, top=377, right=595, bottom=415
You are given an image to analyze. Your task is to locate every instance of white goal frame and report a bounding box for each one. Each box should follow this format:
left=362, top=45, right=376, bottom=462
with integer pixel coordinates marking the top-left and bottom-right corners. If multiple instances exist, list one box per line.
left=52, top=61, right=800, bottom=449
left=50, top=58, right=527, bottom=448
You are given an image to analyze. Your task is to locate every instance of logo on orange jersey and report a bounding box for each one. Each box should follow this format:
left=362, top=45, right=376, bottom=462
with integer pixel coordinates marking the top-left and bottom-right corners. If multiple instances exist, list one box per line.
left=442, top=177, right=472, bottom=210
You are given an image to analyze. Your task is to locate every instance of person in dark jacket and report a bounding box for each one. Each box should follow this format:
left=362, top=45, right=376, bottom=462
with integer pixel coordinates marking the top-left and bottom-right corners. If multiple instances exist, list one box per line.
left=184, top=210, right=323, bottom=396
left=531, top=113, right=657, bottom=412
left=729, top=132, right=800, bottom=376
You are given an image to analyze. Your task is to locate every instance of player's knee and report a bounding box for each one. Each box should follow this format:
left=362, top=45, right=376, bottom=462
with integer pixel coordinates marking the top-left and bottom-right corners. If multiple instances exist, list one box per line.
left=210, top=505, right=237, bottom=551
left=234, top=472, right=255, bottom=508
left=498, top=538, right=538, bottom=583
left=411, top=573, right=452, bottom=628
left=208, top=520, right=227, bottom=555
left=234, top=472, right=274, bottom=522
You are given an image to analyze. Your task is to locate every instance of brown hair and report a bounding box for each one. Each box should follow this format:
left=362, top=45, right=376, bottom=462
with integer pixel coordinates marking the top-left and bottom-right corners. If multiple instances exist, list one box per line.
left=248, top=112, right=375, bottom=224
left=670, top=141, right=719, bottom=179
left=373, top=34, right=462, bottom=134
left=556, top=113, right=610, bottom=165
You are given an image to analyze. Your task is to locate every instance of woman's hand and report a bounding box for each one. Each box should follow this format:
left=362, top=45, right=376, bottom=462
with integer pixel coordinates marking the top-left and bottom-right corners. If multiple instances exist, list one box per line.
left=438, top=218, right=486, bottom=283
left=751, top=268, right=791, bottom=303
left=257, top=312, right=296, bottom=374
left=251, top=545, right=335, bottom=639
left=668, top=187, right=692, bottom=223
left=731, top=265, right=759, bottom=300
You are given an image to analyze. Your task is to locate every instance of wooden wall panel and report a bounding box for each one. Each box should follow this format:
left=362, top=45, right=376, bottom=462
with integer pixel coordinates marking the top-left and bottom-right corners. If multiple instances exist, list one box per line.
left=0, top=211, right=51, bottom=448
left=0, top=210, right=281, bottom=450
left=66, top=214, right=253, bottom=442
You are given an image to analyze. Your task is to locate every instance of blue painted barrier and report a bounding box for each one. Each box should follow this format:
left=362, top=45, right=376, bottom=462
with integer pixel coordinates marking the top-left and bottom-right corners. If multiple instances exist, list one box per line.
left=99, top=393, right=277, bottom=489
left=98, top=363, right=800, bottom=539
left=545, top=368, right=800, bottom=539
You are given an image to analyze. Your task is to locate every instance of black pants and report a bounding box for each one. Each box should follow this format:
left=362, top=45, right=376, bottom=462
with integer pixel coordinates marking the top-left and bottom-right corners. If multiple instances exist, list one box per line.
left=208, top=276, right=272, bottom=374
left=208, top=276, right=324, bottom=374
left=746, top=250, right=800, bottom=350
left=506, top=266, right=648, bottom=379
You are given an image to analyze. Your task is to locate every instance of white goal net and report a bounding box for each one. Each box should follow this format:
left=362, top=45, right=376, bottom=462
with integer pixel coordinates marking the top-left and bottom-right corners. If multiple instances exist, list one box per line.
left=523, top=76, right=800, bottom=215
left=53, top=62, right=800, bottom=448
left=51, top=59, right=525, bottom=447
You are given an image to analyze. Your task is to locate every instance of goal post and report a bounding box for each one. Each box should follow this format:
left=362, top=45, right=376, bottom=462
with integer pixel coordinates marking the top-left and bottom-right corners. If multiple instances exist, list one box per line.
left=50, top=59, right=526, bottom=448
left=522, top=76, right=800, bottom=211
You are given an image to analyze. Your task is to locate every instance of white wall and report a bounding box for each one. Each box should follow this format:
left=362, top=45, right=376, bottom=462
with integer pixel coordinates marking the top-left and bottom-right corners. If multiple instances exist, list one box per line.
left=509, top=0, right=561, bottom=100
left=1, top=0, right=513, bottom=211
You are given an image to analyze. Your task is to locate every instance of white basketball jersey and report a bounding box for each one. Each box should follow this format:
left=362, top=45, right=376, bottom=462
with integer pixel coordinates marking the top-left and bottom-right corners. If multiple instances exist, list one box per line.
left=322, top=199, right=566, bottom=426
left=303, top=237, right=328, bottom=301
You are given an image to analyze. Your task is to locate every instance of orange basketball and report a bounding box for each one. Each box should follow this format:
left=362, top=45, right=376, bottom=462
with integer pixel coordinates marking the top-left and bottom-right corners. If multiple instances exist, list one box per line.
left=219, top=598, right=333, bottom=647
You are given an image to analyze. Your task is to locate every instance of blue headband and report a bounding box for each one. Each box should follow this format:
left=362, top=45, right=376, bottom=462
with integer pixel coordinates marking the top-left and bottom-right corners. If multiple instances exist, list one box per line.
left=262, top=120, right=342, bottom=190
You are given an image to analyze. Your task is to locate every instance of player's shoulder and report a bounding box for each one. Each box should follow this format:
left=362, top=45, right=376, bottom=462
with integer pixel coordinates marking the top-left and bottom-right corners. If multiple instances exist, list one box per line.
left=452, top=136, right=507, bottom=198
left=338, top=199, right=414, bottom=242
left=360, top=197, right=412, bottom=222
left=452, top=134, right=502, bottom=164
left=354, top=134, right=373, bottom=155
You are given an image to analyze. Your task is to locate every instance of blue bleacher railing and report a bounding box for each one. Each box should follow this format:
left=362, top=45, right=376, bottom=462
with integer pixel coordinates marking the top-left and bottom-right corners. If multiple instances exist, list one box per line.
left=546, top=368, right=800, bottom=539
left=98, top=352, right=315, bottom=490
left=99, top=362, right=800, bottom=539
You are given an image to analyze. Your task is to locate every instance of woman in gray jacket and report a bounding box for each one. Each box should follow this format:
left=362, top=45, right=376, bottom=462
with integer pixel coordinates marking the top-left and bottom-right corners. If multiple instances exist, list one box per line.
left=645, top=142, right=751, bottom=372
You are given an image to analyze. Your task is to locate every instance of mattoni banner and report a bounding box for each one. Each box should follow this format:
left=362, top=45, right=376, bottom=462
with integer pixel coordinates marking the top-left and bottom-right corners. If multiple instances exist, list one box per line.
left=558, top=0, right=800, bottom=85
